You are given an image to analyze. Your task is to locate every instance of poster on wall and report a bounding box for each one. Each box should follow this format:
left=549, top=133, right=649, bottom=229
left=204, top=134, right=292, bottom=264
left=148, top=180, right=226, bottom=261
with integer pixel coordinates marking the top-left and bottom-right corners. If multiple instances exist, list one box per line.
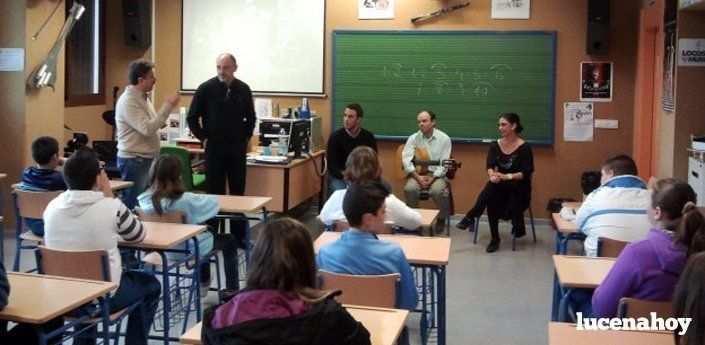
left=358, top=0, right=394, bottom=20
left=678, top=38, right=705, bottom=66
left=580, top=62, right=612, bottom=102
left=491, top=0, right=530, bottom=19
left=564, top=102, right=594, bottom=142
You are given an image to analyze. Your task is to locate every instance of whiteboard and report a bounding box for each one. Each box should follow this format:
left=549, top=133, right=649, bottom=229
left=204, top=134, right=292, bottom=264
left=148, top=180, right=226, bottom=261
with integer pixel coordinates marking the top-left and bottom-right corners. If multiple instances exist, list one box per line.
left=181, top=0, right=325, bottom=94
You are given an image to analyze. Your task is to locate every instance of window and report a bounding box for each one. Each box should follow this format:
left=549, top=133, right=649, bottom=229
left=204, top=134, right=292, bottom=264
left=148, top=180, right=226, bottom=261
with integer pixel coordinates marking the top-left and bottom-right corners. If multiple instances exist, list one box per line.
left=65, top=0, right=105, bottom=107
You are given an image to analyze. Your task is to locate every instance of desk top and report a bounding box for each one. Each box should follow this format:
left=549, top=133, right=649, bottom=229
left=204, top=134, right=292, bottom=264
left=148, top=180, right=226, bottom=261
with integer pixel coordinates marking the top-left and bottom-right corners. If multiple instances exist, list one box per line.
left=247, top=150, right=325, bottom=169
left=216, top=195, right=272, bottom=213
left=413, top=208, right=440, bottom=228
left=119, top=222, right=207, bottom=250
left=0, top=273, right=117, bottom=324
left=552, top=213, right=579, bottom=234
left=548, top=322, right=672, bottom=345
left=109, top=179, right=133, bottom=191
left=314, top=231, right=451, bottom=266
left=179, top=305, right=409, bottom=345
left=553, top=255, right=616, bottom=289
left=10, top=179, right=133, bottom=192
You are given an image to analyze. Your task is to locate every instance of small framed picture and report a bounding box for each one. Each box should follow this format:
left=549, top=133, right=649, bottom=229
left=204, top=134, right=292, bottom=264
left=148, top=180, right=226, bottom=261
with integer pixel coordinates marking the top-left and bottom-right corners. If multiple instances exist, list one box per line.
left=358, top=0, right=394, bottom=20
left=580, top=62, right=613, bottom=102
left=491, top=0, right=530, bottom=19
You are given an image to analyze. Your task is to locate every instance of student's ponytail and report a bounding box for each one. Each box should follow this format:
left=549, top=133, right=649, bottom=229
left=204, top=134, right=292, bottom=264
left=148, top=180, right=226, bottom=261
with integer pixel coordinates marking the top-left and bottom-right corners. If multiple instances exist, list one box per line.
left=678, top=201, right=705, bottom=259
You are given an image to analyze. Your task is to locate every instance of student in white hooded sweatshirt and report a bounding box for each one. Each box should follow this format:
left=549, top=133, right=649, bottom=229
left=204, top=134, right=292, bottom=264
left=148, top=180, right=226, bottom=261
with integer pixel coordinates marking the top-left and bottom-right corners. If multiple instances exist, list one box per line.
left=43, top=147, right=161, bottom=345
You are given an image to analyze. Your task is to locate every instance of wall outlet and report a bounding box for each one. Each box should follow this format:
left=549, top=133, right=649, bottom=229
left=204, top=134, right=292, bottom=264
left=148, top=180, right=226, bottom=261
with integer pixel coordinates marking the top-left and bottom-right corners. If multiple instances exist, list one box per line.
left=595, top=119, right=619, bottom=129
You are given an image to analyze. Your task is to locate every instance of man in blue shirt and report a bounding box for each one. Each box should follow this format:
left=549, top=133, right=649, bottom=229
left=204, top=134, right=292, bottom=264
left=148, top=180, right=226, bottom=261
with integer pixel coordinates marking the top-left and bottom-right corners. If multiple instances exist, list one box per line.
left=316, top=181, right=418, bottom=310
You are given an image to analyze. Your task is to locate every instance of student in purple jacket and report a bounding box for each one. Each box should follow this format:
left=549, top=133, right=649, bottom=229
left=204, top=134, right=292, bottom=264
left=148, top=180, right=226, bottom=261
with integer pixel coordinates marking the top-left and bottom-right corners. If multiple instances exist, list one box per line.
left=591, top=178, right=705, bottom=318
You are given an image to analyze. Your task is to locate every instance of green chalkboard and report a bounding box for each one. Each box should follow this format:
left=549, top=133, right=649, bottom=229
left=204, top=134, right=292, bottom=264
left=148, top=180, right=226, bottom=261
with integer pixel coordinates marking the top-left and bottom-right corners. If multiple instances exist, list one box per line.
left=332, top=31, right=556, bottom=145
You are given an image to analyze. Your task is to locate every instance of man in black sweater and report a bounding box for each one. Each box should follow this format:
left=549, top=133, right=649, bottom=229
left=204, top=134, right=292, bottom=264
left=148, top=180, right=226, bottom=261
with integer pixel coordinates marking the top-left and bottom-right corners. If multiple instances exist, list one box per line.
left=187, top=53, right=256, bottom=247
left=326, top=103, right=378, bottom=196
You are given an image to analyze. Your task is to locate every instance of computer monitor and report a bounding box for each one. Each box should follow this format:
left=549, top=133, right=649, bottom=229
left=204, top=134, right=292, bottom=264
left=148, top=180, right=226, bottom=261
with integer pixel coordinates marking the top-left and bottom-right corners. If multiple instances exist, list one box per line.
left=287, top=119, right=310, bottom=158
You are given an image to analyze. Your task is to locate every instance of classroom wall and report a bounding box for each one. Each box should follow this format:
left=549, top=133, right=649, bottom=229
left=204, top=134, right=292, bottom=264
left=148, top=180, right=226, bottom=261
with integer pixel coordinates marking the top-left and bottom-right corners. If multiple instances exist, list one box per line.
left=0, top=0, right=27, bottom=229
left=148, top=0, right=642, bottom=218
left=670, top=9, right=705, bottom=180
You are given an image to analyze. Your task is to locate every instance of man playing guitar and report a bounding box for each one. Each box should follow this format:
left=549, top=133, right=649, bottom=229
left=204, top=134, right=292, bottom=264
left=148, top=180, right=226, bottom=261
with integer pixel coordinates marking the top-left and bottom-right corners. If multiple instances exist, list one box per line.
left=400, top=110, right=452, bottom=233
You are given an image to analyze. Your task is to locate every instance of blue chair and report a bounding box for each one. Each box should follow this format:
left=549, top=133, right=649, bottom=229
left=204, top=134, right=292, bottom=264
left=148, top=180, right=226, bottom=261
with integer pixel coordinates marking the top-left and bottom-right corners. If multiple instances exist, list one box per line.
left=35, top=246, right=141, bottom=344
left=134, top=207, right=222, bottom=333
left=160, top=145, right=206, bottom=191
left=12, top=189, right=62, bottom=272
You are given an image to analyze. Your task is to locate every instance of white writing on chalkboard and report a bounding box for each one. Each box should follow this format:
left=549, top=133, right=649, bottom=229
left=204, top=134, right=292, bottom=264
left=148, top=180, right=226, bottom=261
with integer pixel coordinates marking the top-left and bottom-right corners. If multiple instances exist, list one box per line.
left=382, top=63, right=513, bottom=97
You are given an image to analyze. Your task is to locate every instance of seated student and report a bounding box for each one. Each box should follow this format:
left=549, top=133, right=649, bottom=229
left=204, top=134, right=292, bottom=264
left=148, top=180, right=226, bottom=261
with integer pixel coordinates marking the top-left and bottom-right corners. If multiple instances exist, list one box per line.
left=590, top=179, right=705, bottom=318
left=19, top=136, right=67, bottom=236
left=674, top=252, right=705, bottom=345
left=43, top=147, right=161, bottom=345
left=137, top=154, right=239, bottom=292
left=320, top=146, right=422, bottom=231
left=202, top=217, right=371, bottom=345
left=317, top=181, right=418, bottom=310
left=574, top=154, right=650, bottom=257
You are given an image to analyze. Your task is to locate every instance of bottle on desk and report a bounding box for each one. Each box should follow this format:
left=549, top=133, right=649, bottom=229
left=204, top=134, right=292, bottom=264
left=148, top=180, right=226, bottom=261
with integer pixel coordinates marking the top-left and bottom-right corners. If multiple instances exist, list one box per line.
left=300, top=98, right=310, bottom=119
left=278, top=128, right=288, bottom=156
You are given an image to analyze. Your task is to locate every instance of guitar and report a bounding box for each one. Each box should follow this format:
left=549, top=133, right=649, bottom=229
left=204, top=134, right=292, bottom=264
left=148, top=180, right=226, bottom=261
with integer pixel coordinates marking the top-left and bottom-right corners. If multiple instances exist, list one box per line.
left=27, top=2, right=85, bottom=90
left=395, top=146, right=462, bottom=180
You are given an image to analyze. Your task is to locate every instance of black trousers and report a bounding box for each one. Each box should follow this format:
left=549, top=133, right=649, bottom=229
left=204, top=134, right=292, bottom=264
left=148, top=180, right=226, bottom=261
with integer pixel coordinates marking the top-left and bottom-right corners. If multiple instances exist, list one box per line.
left=205, top=141, right=248, bottom=241
left=464, top=181, right=527, bottom=240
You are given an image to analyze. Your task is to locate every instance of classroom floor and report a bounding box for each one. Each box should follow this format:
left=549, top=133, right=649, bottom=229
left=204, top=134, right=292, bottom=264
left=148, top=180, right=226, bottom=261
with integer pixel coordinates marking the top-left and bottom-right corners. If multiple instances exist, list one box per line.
left=1, top=204, right=566, bottom=345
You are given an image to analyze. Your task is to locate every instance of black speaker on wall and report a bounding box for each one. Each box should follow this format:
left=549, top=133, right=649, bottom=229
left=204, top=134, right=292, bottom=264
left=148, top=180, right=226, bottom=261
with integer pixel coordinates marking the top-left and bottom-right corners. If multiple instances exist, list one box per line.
left=122, top=0, right=151, bottom=47
left=587, top=0, right=610, bottom=55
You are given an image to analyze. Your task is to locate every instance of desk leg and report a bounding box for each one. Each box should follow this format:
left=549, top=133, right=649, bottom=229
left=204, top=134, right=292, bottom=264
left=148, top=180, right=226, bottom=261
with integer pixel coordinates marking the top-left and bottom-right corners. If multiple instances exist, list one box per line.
left=420, top=267, right=428, bottom=345
left=193, top=236, right=202, bottom=322
left=559, top=288, right=574, bottom=322
left=436, top=265, right=446, bottom=345
left=551, top=269, right=560, bottom=321
left=157, top=250, right=170, bottom=345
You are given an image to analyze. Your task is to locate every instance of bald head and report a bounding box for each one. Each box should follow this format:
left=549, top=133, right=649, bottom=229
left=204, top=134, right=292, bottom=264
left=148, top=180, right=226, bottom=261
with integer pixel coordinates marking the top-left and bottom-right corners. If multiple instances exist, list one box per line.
left=216, top=53, right=237, bottom=84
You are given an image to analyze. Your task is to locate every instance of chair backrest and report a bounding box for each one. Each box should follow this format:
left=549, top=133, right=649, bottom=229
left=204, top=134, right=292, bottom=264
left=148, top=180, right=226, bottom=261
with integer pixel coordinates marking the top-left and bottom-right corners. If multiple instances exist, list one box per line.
left=618, top=297, right=673, bottom=318
left=596, top=237, right=629, bottom=258
left=332, top=220, right=394, bottom=234
left=160, top=145, right=195, bottom=191
left=319, top=269, right=399, bottom=308
left=134, top=206, right=187, bottom=224
left=35, top=246, right=110, bottom=282
left=13, top=189, right=63, bottom=219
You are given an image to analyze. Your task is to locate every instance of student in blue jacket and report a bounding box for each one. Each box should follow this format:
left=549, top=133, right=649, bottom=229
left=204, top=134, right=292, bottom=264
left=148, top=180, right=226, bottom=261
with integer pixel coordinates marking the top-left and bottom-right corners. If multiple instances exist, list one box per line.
left=316, top=181, right=418, bottom=310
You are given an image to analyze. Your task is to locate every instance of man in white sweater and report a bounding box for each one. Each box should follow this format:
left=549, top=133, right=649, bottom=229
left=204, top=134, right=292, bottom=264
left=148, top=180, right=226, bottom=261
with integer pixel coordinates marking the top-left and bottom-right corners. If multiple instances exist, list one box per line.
left=115, top=58, right=180, bottom=209
left=44, top=147, right=161, bottom=345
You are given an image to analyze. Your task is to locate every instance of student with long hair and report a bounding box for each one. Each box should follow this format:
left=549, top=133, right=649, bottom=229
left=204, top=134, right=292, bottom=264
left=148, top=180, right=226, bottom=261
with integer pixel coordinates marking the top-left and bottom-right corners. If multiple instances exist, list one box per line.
left=137, top=154, right=239, bottom=291
left=674, top=252, right=705, bottom=345
left=320, top=146, right=421, bottom=230
left=202, top=217, right=371, bottom=345
left=590, top=179, right=705, bottom=318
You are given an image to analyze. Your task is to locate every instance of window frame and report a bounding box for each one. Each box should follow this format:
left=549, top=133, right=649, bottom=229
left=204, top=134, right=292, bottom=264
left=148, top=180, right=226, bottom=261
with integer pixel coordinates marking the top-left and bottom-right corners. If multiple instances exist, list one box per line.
left=64, top=0, right=106, bottom=107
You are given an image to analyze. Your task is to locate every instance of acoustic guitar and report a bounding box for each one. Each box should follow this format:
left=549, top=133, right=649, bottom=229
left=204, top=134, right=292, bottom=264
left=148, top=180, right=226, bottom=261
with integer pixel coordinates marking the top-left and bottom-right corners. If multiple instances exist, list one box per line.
left=395, top=145, right=462, bottom=180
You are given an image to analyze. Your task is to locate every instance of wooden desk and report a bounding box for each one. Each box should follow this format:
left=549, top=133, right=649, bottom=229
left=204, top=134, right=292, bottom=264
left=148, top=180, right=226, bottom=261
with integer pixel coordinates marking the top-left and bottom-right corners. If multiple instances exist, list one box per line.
left=108, top=179, right=133, bottom=192
left=1, top=272, right=116, bottom=324
left=179, top=305, right=409, bottom=345
left=551, top=255, right=616, bottom=322
left=245, top=150, right=324, bottom=212
left=118, top=222, right=207, bottom=250
left=548, top=322, right=672, bottom=345
left=119, top=222, right=206, bottom=344
left=314, top=231, right=451, bottom=266
left=553, top=255, right=616, bottom=289
left=216, top=195, right=272, bottom=213
left=414, top=208, right=440, bottom=229
left=553, top=213, right=578, bottom=233
left=552, top=212, right=585, bottom=255
left=10, top=180, right=132, bottom=192
left=314, top=231, right=450, bottom=345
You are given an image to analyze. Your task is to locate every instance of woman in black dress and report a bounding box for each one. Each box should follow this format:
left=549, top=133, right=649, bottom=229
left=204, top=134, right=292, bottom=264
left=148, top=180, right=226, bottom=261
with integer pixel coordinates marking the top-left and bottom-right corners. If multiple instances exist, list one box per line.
left=455, top=113, right=534, bottom=252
